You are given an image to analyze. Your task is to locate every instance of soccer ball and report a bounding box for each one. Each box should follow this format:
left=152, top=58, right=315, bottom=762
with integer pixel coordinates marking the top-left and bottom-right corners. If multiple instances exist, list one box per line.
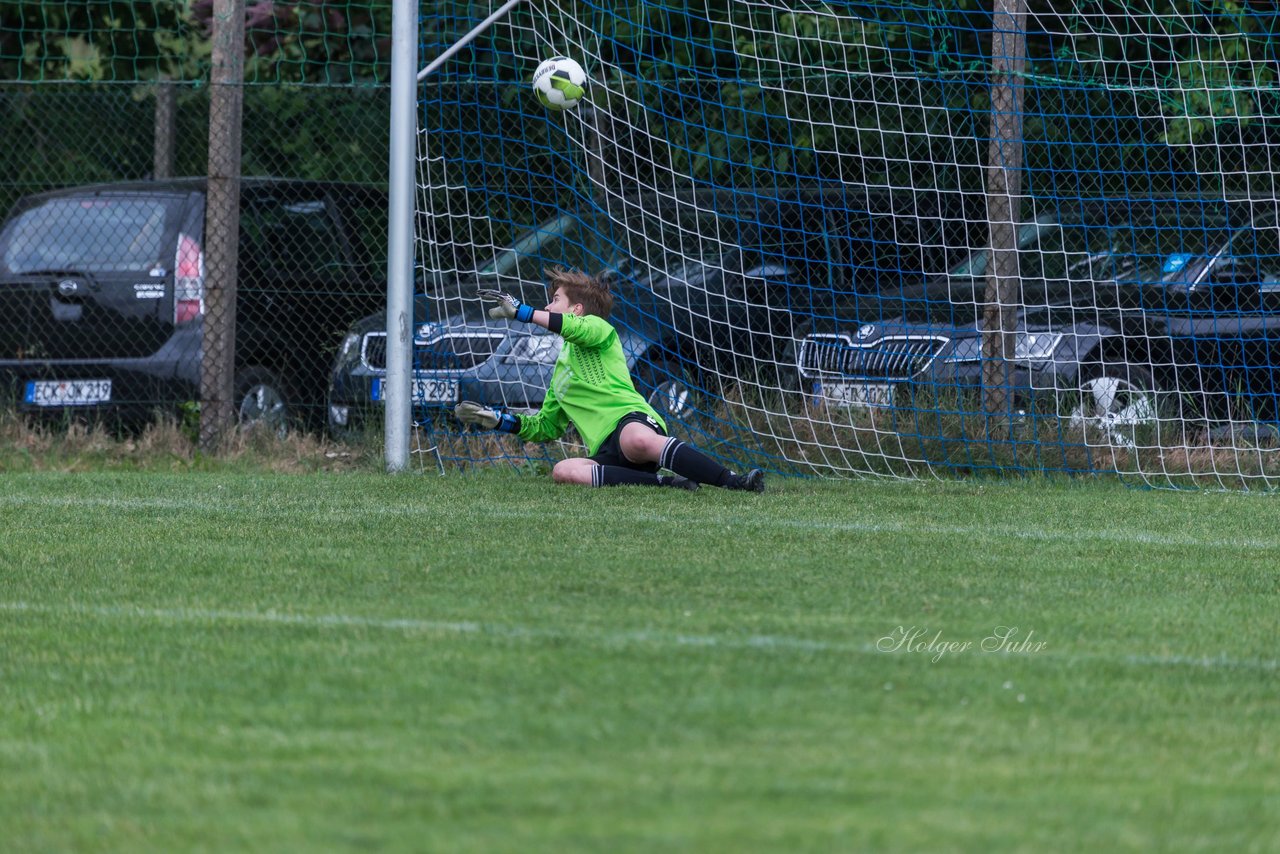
left=532, top=57, right=587, bottom=111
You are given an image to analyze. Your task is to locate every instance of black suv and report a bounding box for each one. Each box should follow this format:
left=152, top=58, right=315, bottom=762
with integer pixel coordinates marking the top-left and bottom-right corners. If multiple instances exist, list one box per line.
left=790, top=196, right=1280, bottom=443
left=1137, top=201, right=1280, bottom=423
left=0, top=178, right=386, bottom=428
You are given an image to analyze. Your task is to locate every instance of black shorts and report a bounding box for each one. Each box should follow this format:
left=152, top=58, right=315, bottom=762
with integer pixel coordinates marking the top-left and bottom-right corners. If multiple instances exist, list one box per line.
left=589, top=412, right=667, bottom=472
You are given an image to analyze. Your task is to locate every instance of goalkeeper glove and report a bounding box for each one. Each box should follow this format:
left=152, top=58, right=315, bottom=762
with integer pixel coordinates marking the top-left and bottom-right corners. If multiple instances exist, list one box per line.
left=454, top=400, right=520, bottom=433
left=478, top=288, right=535, bottom=322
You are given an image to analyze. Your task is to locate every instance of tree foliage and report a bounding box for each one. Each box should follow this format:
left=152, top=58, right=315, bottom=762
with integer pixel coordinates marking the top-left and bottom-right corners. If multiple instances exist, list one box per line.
left=0, top=0, right=390, bottom=83
left=188, top=0, right=391, bottom=84
left=0, top=0, right=201, bottom=81
left=1026, top=0, right=1280, bottom=145
left=1, top=0, right=1274, bottom=125
left=1, top=0, right=1277, bottom=200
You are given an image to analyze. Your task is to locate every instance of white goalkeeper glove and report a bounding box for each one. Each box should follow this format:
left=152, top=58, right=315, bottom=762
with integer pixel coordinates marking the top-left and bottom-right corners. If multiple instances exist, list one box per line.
left=454, top=400, right=520, bottom=433
left=478, top=288, right=535, bottom=322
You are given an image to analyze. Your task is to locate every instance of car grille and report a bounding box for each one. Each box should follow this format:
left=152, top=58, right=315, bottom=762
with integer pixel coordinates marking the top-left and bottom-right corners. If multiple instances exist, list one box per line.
left=360, top=331, right=501, bottom=372
left=798, top=333, right=949, bottom=380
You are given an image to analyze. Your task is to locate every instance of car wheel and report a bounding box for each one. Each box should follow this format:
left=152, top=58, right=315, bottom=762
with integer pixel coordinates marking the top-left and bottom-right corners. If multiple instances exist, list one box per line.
left=325, top=396, right=362, bottom=441
left=235, top=368, right=290, bottom=438
left=648, top=375, right=698, bottom=421
left=1067, top=365, right=1171, bottom=447
left=634, top=358, right=707, bottom=424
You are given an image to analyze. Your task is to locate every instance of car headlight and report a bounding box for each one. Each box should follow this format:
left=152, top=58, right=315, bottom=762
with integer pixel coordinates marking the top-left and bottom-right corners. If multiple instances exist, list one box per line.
left=1013, top=332, right=1064, bottom=362
left=941, top=336, right=982, bottom=363
left=335, top=332, right=362, bottom=369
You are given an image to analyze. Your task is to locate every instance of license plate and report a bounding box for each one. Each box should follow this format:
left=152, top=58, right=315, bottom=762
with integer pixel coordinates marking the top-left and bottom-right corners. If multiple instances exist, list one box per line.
left=815, top=381, right=895, bottom=408
left=371, top=376, right=459, bottom=404
left=24, top=379, right=112, bottom=407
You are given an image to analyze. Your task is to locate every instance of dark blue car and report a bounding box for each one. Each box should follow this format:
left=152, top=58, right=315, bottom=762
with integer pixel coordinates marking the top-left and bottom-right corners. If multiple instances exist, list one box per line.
left=1141, top=203, right=1280, bottom=427
left=326, top=209, right=784, bottom=437
left=795, top=197, right=1280, bottom=445
left=794, top=211, right=1165, bottom=444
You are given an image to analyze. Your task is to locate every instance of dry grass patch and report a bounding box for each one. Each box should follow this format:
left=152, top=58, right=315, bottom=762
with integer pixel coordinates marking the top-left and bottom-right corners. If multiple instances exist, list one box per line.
left=0, top=412, right=380, bottom=474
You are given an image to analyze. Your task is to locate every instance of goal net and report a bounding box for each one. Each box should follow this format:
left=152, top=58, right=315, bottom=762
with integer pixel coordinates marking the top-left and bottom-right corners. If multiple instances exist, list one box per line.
left=406, top=0, right=1280, bottom=488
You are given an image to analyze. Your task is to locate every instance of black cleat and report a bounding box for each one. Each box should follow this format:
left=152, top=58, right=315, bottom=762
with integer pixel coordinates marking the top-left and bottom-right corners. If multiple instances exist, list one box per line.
left=659, top=475, right=700, bottom=492
left=730, top=469, right=765, bottom=493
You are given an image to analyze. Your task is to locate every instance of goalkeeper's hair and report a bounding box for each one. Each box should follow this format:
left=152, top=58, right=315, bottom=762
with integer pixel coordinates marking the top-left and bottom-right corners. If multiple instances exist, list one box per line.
left=547, top=266, right=613, bottom=319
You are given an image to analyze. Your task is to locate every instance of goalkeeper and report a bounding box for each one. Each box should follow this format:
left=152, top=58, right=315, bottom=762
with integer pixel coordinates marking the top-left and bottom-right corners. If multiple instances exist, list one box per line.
left=454, top=267, right=765, bottom=493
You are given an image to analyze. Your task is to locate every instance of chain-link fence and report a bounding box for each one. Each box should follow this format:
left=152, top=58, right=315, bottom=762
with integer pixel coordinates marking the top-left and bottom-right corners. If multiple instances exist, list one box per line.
left=0, top=81, right=391, bottom=437
left=8, top=1, right=1280, bottom=488
left=0, top=0, right=401, bottom=444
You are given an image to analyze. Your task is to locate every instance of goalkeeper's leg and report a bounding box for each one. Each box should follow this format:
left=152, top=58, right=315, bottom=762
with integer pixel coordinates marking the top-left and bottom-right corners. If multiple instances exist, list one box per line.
left=619, top=422, right=763, bottom=492
left=551, top=457, right=695, bottom=490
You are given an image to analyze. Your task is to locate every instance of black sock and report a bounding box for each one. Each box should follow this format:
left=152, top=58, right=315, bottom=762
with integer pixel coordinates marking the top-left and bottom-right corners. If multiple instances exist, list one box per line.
left=660, top=438, right=735, bottom=487
left=593, top=465, right=663, bottom=487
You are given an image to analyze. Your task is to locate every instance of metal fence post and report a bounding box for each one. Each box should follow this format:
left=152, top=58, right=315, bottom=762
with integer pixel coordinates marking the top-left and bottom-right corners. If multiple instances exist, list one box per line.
left=154, top=77, right=176, bottom=180
left=981, top=0, right=1027, bottom=429
left=200, top=0, right=245, bottom=451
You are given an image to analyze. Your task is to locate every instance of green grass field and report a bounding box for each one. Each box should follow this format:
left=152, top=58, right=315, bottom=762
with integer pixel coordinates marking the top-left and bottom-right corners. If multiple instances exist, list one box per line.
left=2, top=470, right=1277, bottom=852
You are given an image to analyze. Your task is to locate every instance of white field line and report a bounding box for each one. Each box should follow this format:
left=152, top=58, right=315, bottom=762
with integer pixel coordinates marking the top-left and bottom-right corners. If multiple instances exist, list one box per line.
left=2, top=493, right=1278, bottom=552
left=0, top=601, right=1275, bottom=673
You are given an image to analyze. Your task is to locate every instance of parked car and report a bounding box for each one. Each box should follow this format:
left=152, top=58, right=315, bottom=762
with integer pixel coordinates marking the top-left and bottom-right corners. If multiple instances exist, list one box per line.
left=1139, top=200, right=1280, bottom=424
left=0, top=178, right=388, bottom=429
left=792, top=206, right=1168, bottom=440
left=326, top=296, right=691, bottom=437
left=791, top=194, right=1280, bottom=445
left=327, top=209, right=718, bottom=437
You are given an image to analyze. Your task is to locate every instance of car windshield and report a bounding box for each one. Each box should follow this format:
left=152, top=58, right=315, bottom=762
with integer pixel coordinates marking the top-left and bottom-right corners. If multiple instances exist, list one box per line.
left=948, top=220, right=1105, bottom=281
left=602, top=208, right=747, bottom=288
left=0, top=196, right=181, bottom=275
left=1223, top=219, right=1280, bottom=286
left=474, top=213, right=598, bottom=282
left=945, top=217, right=1210, bottom=287
left=1141, top=216, right=1274, bottom=285
left=1111, top=217, right=1234, bottom=283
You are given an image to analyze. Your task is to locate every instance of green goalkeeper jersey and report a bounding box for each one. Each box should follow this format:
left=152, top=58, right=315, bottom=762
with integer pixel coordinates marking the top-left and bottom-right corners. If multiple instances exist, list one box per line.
left=516, top=313, right=666, bottom=454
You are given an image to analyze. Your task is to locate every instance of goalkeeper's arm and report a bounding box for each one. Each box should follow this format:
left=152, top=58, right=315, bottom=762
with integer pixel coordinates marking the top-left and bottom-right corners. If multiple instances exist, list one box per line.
left=454, top=401, right=519, bottom=433
left=477, top=288, right=611, bottom=346
left=454, top=391, right=570, bottom=444
left=478, top=288, right=568, bottom=330
left=478, top=288, right=553, bottom=325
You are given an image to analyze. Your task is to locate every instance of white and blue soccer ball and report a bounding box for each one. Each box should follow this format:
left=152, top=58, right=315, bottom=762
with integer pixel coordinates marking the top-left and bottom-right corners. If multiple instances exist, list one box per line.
left=532, top=56, right=587, bottom=111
